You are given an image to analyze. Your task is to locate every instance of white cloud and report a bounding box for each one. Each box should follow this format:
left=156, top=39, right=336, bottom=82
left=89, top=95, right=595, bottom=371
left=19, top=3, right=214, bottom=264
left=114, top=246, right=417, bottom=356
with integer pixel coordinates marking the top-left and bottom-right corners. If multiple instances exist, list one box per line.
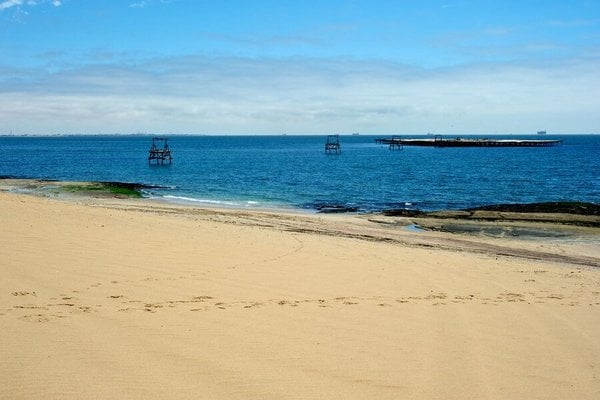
left=129, top=1, right=148, bottom=8
left=1, top=55, right=599, bottom=134
left=0, top=0, right=61, bottom=11
left=130, top=0, right=177, bottom=8
left=0, top=0, right=23, bottom=10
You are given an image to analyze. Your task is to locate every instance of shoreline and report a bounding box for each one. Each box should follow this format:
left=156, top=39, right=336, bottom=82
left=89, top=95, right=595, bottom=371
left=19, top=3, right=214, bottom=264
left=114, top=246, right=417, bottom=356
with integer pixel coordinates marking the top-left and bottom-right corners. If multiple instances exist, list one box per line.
left=1, top=185, right=600, bottom=399
left=2, top=178, right=599, bottom=268
left=2, top=178, right=599, bottom=252
left=2, top=177, right=599, bottom=219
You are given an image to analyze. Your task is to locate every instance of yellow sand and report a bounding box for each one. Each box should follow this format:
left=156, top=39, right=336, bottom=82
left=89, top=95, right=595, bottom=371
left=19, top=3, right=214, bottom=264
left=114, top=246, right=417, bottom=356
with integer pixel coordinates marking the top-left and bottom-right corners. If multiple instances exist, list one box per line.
left=1, top=191, right=599, bottom=399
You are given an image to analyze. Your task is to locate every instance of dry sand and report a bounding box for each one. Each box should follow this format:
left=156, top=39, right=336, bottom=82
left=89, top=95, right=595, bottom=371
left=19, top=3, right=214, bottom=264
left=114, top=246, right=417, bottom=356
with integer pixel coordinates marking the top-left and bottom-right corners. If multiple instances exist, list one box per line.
left=1, top=190, right=599, bottom=399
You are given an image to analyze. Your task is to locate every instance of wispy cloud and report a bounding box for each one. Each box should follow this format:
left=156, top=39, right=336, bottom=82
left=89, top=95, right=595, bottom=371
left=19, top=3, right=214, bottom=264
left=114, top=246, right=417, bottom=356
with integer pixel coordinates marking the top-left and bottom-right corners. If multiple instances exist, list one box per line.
left=129, top=0, right=178, bottom=9
left=0, top=0, right=23, bottom=10
left=1, top=54, right=598, bottom=134
left=0, top=0, right=61, bottom=11
left=129, top=0, right=149, bottom=8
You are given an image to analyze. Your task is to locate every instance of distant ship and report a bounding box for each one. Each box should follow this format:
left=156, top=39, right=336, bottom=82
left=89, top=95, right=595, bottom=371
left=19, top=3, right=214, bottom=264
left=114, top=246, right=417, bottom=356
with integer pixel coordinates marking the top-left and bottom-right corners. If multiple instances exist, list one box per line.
left=537, top=130, right=547, bottom=135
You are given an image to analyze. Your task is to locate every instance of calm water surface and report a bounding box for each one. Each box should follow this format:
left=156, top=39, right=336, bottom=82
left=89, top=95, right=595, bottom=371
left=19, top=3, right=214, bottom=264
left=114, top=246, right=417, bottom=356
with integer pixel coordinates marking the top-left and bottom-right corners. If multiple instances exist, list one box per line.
left=1, top=135, right=598, bottom=212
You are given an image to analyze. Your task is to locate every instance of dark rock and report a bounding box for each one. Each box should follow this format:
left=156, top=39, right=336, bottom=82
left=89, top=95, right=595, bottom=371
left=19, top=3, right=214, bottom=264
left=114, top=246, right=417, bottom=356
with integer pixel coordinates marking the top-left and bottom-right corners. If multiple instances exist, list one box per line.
left=467, top=202, right=600, bottom=216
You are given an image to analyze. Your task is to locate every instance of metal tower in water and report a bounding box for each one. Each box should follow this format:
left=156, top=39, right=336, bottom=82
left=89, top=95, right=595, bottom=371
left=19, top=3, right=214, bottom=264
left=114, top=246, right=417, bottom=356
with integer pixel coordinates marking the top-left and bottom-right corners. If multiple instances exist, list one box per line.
left=148, top=137, right=172, bottom=165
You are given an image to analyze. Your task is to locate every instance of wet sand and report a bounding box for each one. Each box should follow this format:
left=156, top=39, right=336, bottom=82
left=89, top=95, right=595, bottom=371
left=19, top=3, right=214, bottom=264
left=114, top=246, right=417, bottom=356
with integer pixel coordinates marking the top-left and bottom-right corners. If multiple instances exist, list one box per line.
left=1, top=185, right=599, bottom=399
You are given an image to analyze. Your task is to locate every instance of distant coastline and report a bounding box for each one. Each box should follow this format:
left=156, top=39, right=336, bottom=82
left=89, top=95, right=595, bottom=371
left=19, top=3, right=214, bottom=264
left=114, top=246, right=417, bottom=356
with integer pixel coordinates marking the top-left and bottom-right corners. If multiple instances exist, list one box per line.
left=1, top=133, right=600, bottom=137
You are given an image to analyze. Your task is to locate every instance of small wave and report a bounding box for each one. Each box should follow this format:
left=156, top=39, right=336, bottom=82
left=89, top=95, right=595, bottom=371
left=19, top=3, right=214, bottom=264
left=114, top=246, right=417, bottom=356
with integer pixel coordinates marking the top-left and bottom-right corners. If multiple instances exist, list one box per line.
left=160, top=195, right=262, bottom=208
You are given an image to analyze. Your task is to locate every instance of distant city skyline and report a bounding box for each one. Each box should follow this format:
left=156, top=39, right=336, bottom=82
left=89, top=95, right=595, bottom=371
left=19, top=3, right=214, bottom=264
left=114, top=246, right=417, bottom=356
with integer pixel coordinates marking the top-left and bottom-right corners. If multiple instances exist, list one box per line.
left=1, top=0, right=599, bottom=135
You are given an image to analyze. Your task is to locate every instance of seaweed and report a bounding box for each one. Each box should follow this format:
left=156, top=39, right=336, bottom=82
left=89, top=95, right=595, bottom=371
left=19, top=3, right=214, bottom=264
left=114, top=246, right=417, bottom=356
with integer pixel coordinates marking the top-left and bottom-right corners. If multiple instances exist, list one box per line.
left=63, top=182, right=143, bottom=198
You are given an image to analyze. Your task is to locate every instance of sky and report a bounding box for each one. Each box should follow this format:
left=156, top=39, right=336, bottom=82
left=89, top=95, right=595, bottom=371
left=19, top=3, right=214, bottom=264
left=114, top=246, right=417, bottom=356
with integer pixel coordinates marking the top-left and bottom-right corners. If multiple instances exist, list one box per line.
left=1, top=0, right=599, bottom=135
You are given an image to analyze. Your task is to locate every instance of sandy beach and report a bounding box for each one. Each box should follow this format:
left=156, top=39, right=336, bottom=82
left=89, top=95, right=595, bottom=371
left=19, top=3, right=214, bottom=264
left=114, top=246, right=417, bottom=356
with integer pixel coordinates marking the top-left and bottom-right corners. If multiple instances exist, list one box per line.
left=1, top=187, right=599, bottom=399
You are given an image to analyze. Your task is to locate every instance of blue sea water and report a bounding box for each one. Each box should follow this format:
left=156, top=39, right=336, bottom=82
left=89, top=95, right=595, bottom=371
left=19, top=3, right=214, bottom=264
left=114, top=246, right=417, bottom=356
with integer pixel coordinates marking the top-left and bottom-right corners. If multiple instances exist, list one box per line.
left=1, top=134, right=598, bottom=212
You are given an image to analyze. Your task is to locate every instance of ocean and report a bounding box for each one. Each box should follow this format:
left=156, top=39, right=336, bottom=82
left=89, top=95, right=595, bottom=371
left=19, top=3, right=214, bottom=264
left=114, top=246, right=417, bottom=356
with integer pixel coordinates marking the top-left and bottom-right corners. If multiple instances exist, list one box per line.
left=1, top=134, right=598, bottom=213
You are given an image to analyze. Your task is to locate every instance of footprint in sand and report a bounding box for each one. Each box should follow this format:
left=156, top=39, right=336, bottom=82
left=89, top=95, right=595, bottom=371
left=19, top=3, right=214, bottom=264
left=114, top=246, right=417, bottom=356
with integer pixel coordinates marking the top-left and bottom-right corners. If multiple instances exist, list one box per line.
left=13, top=305, right=47, bottom=310
left=425, top=293, right=447, bottom=300
left=271, top=300, right=297, bottom=306
left=47, top=303, right=75, bottom=308
left=565, top=271, right=583, bottom=279
left=19, top=314, right=52, bottom=323
left=454, top=295, right=476, bottom=301
left=12, top=291, right=36, bottom=297
left=18, top=313, right=66, bottom=323
left=276, top=300, right=300, bottom=307
left=316, top=299, right=330, bottom=307
left=192, top=296, right=214, bottom=301
left=497, top=292, right=526, bottom=302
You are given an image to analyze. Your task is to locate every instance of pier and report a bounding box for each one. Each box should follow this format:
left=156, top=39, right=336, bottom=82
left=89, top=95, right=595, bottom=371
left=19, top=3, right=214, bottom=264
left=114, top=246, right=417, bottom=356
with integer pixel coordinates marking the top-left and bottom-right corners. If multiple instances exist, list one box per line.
left=375, top=136, right=562, bottom=148
left=148, top=137, right=172, bottom=165
left=386, top=135, right=403, bottom=150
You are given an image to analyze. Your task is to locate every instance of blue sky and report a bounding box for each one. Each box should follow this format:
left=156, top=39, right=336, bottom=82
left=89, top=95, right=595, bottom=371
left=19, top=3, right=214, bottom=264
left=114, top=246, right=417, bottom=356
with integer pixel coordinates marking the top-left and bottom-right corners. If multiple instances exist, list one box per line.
left=1, top=0, right=599, bottom=134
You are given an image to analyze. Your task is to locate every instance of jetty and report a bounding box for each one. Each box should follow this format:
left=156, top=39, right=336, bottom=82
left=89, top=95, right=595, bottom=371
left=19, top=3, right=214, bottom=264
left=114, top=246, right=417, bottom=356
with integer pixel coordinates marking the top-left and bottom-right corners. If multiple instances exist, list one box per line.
left=148, top=137, right=172, bottom=165
left=325, top=134, right=341, bottom=154
left=375, top=135, right=562, bottom=148
left=386, top=135, right=403, bottom=150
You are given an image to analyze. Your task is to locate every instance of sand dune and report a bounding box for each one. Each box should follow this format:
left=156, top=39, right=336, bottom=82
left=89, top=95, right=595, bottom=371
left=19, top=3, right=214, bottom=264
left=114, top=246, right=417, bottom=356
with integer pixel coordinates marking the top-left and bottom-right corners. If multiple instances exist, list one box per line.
left=1, top=191, right=599, bottom=399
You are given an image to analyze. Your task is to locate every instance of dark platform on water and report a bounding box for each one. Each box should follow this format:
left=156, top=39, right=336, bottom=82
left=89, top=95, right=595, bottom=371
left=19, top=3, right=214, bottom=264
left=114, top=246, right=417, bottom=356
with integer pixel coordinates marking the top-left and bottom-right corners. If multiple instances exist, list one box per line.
left=148, top=137, right=172, bottom=165
left=325, top=134, right=341, bottom=154
left=375, top=136, right=562, bottom=148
